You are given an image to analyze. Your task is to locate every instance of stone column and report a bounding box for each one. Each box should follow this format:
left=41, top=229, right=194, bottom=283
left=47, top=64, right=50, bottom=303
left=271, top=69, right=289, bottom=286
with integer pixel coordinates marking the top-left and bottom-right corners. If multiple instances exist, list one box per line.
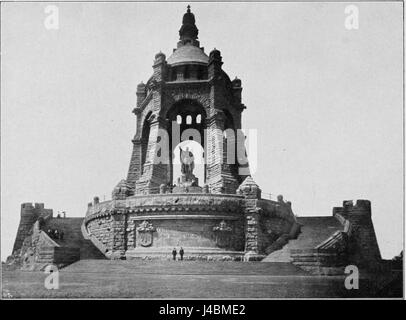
left=153, top=52, right=166, bottom=82
left=205, top=111, right=240, bottom=194
left=135, top=116, right=170, bottom=194
left=136, top=82, right=146, bottom=107
left=126, top=139, right=142, bottom=190
left=237, top=176, right=265, bottom=261
left=111, top=212, right=127, bottom=259
left=205, top=111, right=225, bottom=193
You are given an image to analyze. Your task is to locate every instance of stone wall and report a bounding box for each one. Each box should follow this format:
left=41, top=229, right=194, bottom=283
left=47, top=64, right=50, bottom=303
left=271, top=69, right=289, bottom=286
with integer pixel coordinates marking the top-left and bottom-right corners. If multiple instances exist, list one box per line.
left=83, top=193, right=247, bottom=259
left=290, top=248, right=347, bottom=275
left=12, top=203, right=53, bottom=255
left=333, top=199, right=381, bottom=267
left=86, top=215, right=115, bottom=257
left=284, top=199, right=383, bottom=274
left=235, top=177, right=301, bottom=260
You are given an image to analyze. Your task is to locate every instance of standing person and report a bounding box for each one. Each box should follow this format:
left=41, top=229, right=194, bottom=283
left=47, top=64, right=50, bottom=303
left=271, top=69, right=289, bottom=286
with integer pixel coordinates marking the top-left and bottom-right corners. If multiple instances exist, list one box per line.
left=172, top=248, right=177, bottom=261
left=179, top=247, right=184, bottom=261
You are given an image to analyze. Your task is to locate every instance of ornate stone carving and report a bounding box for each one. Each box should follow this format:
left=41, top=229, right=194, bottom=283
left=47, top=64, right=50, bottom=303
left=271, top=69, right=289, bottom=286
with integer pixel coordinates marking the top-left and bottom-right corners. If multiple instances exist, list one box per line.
left=136, top=221, right=156, bottom=247
left=213, top=220, right=233, bottom=248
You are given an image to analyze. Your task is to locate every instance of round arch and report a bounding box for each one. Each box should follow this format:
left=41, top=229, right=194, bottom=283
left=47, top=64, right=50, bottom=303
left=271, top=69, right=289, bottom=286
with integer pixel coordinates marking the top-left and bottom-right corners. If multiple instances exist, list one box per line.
left=165, top=99, right=207, bottom=186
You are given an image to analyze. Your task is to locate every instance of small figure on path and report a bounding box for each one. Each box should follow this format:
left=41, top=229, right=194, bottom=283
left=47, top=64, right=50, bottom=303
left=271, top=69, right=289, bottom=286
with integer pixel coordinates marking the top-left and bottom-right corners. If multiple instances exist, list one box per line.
left=172, top=248, right=177, bottom=261
left=179, top=247, right=184, bottom=261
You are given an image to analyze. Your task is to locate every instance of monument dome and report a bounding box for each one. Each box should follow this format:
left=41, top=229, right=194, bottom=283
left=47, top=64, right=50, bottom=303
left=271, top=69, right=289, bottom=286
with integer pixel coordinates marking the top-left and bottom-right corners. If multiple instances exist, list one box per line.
left=167, top=44, right=208, bottom=66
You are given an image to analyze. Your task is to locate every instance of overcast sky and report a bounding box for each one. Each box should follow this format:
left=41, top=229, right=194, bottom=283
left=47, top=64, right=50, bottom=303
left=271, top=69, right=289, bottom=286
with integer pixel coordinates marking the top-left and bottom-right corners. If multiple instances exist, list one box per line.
left=1, top=2, right=403, bottom=260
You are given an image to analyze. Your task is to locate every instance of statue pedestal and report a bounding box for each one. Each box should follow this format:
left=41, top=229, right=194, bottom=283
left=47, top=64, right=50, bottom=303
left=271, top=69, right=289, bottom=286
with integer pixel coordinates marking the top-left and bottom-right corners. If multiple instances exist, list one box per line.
left=173, top=174, right=201, bottom=193
left=177, top=174, right=198, bottom=187
left=172, top=185, right=203, bottom=193
left=179, top=174, right=198, bottom=186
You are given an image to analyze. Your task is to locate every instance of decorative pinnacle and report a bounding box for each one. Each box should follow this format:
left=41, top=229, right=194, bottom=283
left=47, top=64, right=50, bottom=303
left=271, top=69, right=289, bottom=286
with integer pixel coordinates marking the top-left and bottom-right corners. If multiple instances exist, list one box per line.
left=179, top=5, right=198, bottom=43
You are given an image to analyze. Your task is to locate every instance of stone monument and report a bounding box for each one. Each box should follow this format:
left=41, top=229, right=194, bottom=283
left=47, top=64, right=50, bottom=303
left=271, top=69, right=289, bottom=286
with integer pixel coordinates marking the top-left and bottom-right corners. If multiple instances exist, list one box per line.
left=8, top=7, right=386, bottom=272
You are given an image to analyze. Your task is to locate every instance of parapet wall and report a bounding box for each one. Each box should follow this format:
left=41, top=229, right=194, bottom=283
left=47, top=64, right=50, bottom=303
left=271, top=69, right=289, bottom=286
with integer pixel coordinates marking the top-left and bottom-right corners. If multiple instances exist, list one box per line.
left=83, top=189, right=301, bottom=261
left=83, top=194, right=246, bottom=260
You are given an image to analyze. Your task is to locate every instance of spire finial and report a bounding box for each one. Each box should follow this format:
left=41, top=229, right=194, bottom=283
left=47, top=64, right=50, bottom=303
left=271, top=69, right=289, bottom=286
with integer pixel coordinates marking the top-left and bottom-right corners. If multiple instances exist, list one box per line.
left=179, top=5, right=199, bottom=45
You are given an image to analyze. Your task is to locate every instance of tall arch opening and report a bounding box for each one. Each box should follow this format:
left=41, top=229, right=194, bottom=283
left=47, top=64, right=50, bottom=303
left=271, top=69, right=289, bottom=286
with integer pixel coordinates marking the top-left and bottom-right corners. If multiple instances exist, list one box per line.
left=166, top=99, right=207, bottom=186
left=140, top=111, right=152, bottom=174
left=173, top=140, right=205, bottom=187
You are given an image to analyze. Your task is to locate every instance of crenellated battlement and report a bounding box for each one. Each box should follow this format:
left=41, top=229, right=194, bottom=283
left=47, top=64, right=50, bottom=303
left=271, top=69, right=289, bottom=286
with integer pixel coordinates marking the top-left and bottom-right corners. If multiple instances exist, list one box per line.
left=333, top=199, right=371, bottom=219
left=20, top=202, right=47, bottom=215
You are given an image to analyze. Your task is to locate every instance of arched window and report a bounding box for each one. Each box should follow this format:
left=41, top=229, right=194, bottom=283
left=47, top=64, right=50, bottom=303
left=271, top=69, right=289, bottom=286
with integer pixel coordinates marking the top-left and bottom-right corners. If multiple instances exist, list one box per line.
left=184, top=66, right=190, bottom=79
left=177, top=115, right=182, bottom=124
left=186, top=115, right=192, bottom=125
left=196, top=114, right=201, bottom=124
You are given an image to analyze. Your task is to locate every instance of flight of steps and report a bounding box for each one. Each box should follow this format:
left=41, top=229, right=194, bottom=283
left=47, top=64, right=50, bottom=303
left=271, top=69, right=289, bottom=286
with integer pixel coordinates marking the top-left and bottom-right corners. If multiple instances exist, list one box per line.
left=44, top=218, right=105, bottom=260
left=263, top=216, right=344, bottom=262
left=64, top=259, right=309, bottom=276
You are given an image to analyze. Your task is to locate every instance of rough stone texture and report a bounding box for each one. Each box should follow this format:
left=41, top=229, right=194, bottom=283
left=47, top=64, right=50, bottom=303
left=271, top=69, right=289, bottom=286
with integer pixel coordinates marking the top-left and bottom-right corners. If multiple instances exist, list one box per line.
left=7, top=205, right=105, bottom=270
left=112, top=180, right=133, bottom=200
left=81, top=186, right=306, bottom=261
left=333, top=199, right=381, bottom=267
left=262, top=199, right=384, bottom=275
left=84, top=194, right=247, bottom=259
left=12, top=203, right=53, bottom=255
left=125, top=13, right=246, bottom=195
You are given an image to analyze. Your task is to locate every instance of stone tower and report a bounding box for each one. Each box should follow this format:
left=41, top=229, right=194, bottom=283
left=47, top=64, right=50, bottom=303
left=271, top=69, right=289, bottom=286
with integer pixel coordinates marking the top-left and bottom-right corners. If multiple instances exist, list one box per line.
left=126, top=6, right=248, bottom=195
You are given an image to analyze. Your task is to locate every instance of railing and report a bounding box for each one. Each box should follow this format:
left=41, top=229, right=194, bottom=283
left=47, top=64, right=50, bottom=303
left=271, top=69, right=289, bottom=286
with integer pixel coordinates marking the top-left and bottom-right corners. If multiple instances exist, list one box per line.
left=81, top=221, right=109, bottom=258
left=38, top=231, right=60, bottom=248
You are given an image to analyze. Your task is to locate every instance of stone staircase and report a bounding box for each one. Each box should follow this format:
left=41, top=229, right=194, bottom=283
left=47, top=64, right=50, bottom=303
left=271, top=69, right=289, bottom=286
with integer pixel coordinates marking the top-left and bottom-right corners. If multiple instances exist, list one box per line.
left=263, top=216, right=344, bottom=262
left=43, top=218, right=105, bottom=260
left=64, top=259, right=309, bottom=276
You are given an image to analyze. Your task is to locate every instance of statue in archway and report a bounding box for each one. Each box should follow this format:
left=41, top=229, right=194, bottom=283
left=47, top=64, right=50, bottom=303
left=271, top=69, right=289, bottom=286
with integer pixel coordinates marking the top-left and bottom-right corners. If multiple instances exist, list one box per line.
left=172, top=147, right=202, bottom=193
left=180, top=147, right=195, bottom=178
